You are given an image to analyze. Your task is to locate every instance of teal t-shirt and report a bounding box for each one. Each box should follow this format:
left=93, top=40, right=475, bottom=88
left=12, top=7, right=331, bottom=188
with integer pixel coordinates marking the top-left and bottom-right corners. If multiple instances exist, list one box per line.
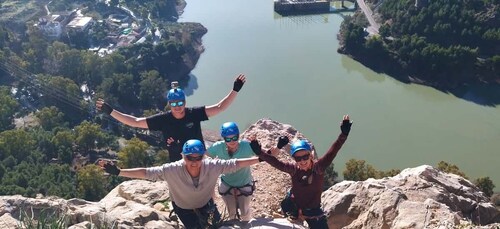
left=207, top=140, right=255, bottom=187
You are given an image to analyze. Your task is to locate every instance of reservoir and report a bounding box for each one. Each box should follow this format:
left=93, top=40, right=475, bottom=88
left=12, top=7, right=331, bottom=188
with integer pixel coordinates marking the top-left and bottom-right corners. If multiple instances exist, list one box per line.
left=179, top=0, right=500, bottom=189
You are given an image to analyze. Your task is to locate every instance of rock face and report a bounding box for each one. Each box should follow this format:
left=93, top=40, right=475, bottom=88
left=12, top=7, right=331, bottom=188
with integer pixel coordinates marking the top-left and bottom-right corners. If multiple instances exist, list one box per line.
left=0, top=180, right=178, bottom=229
left=0, top=119, right=499, bottom=228
left=322, top=165, right=500, bottom=229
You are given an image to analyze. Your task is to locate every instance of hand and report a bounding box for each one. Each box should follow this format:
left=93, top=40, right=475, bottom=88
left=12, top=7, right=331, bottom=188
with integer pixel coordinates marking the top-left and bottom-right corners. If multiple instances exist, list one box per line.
left=277, top=136, right=289, bottom=149
left=96, top=99, right=113, bottom=115
left=250, top=139, right=262, bottom=156
left=340, top=115, right=353, bottom=136
left=166, top=137, right=175, bottom=147
left=232, top=74, right=246, bottom=92
left=100, top=161, right=120, bottom=176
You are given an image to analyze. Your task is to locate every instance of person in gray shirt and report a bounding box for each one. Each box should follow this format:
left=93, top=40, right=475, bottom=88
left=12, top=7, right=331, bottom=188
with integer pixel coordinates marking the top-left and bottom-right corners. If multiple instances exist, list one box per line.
left=99, top=139, right=260, bottom=228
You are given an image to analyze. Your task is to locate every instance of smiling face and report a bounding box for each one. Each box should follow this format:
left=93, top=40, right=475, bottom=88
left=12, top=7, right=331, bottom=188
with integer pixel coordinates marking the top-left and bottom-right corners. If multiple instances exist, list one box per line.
left=183, top=153, right=204, bottom=168
left=224, top=134, right=240, bottom=152
left=293, top=150, right=312, bottom=171
left=169, top=100, right=186, bottom=117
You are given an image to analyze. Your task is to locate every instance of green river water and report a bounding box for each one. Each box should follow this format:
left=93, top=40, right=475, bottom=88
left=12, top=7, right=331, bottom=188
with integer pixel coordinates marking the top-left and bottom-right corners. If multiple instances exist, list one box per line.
left=178, top=0, right=500, bottom=189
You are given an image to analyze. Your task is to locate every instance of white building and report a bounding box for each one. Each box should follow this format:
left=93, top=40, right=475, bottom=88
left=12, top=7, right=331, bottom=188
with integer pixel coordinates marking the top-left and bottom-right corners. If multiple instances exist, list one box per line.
left=66, top=16, right=93, bottom=32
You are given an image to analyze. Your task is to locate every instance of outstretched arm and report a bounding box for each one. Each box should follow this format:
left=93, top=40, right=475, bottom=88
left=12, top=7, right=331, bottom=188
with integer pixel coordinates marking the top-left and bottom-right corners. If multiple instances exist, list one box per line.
left=317, top=115, right=352, bottom=169
left=205, top=74, right=246, bottom=118
left=96, top=99, right=148, bottom=129
left=236, top=157, right=261, bottom=168
left=98, top=160, right=147, bottom=179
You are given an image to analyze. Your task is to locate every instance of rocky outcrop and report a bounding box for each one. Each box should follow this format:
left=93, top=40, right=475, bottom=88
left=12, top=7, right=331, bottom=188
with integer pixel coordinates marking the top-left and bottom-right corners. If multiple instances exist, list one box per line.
left=322, top=165, right=500, bottom=229
left=0, top=180, right=178, bottom=229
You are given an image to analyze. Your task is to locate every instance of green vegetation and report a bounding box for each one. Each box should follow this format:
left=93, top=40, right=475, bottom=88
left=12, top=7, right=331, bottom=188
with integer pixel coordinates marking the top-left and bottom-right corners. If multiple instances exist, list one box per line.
left=323, top=164, right=339, bottom=190
left=435, top=161, right=495, bottom=197
left=474, top=177, right=495, bottom=197
left=339, top=0, right=500, bottom=86
left=342, top=159, right=401, bottom=181
left=0, top=0, right=197, bottom=201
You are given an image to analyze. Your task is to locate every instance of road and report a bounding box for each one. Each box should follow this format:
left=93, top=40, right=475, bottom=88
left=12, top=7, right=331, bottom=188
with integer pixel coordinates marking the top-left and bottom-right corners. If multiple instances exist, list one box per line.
left=356, top=0, right=380, bottom=35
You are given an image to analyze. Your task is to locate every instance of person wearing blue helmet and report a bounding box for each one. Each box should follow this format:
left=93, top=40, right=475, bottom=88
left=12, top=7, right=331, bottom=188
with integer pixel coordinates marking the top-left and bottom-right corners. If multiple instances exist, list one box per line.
left=99, top=139, right=261, bottom=228
left=249, top=115, right=353, bottom=229
left=206, top=122, right=256, bottom=222
left=96, top=74, right=247, bottom=162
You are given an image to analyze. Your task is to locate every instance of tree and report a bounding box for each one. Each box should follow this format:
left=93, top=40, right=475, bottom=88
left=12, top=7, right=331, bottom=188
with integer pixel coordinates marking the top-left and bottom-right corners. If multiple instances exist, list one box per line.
left=38, top=75, right=85, bottom=124
left=74, top=121, right=107, bottom=153
left=118, top=137, right=151, bottom=168
left=52, top=129, right=75, bottom=163
left=77, top=164, right=107, bottom=201
left=343, top=159, right=378, bottom=181
left=52, top=129, right=75, bottom=150
left=323, top=164, right=339, bottom=190
left=378, top=169, right=401, bottom=178
left=436, top=161, right=469, bottom=179
left=0, top=129, right=36, bottom=161
left=139, top=70, right=168, bottom=108
left=0, top=86, right=19, bottom=131
left=474, top=177, right=495, bottom=197
left=35, top=106, right=66, bottom=130
left=154, top=149, right=170, bottom=165
left=0, top=164, right=5, bottom=180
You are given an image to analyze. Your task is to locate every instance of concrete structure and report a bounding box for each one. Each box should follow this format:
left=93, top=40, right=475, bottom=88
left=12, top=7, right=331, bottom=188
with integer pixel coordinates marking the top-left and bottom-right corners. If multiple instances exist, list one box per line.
left=274, top=0, right=357, bottom=15
left=36, top=15, right=69, bottom=39
left=274, top=0, right=330, bottom=14
left=66, top=16, right=93, bottom=32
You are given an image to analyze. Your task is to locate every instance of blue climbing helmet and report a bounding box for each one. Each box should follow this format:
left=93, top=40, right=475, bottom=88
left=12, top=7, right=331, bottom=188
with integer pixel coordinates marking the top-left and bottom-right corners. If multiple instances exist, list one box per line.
left=182, top=139, right=206, bottom=155
left=220, top=122, right=240, bottom=137
left=166, top=88, right=185, bottom=101
left=290, top=140, right=311, bottom=156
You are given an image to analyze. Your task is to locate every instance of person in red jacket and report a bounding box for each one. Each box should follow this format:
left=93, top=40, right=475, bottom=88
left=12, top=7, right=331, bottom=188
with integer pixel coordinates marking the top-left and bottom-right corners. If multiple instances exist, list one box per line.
left=250, top=115, right=352, bottom=229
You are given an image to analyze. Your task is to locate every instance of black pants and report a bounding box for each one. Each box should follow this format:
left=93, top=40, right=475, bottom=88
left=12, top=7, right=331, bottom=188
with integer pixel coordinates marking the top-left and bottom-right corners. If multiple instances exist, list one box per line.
left=172, top=199, right=221, bottom=229
left=305, top=215, right=328, bottom=229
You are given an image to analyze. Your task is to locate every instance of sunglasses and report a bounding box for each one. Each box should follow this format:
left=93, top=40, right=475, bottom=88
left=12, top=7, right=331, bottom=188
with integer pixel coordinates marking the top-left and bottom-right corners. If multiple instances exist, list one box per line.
left=186, top=155, right=203, bottom=161
left=293, top=154, right=310, bottom=162
left=169, top=101, right=185, bottom=107
left=224, top=135, right=239, bottom=142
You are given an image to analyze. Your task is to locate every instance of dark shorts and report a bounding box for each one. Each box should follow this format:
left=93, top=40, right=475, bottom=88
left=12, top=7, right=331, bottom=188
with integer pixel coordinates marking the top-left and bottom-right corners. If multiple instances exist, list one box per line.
left=172, top=199, right=221, bottom=229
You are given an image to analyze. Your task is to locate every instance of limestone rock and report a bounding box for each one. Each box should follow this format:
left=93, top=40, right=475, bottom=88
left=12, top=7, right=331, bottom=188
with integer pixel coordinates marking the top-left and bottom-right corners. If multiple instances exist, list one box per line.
left=322, top=165, right=500, bottom=229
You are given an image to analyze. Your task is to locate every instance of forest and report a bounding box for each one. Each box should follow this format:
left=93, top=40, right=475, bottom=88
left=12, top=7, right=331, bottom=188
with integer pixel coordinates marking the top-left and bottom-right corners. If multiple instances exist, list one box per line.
left=339, top=0, right=500, bottom=87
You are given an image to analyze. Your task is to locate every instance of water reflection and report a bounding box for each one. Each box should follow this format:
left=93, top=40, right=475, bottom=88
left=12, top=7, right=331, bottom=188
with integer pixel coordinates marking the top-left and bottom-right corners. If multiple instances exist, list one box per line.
left=448, top=84, right=500, bottom=107
left=340, top=55, right=385, bottom=83
left=184, top=73, right=199, bottom=97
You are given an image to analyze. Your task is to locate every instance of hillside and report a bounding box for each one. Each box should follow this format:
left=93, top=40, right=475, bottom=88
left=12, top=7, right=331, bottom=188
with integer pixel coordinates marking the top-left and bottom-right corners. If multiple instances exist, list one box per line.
left=338, top=0, right=500, bottom=88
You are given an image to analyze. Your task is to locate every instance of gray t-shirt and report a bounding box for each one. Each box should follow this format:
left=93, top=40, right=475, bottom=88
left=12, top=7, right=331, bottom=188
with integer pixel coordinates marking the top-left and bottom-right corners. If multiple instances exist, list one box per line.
left=145, top=158, right=239, bottom=209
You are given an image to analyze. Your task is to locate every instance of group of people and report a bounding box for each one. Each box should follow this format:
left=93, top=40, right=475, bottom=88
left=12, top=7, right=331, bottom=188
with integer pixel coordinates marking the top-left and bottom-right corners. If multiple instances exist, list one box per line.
left=96, top=74, right=352, bottom=229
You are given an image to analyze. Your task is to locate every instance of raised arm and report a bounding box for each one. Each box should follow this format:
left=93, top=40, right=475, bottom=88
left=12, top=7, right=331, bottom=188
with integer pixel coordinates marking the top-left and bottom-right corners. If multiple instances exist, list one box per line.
left=250, top=140, right=295, bottom=174
left=205, top=74, right=246, bottom=118
left=96, top=99, right=148, bottom=129
left=317, top=115, right=352, bottom=169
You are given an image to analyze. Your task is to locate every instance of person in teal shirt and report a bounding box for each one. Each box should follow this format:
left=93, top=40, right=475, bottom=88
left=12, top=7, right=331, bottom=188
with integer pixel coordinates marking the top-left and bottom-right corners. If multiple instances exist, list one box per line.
left=206, top=122, right=256, bottom=222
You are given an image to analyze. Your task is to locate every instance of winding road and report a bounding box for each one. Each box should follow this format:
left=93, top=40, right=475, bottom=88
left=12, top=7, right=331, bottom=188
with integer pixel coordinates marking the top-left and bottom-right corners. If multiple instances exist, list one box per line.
left=356, top=0, right=380, bottom=35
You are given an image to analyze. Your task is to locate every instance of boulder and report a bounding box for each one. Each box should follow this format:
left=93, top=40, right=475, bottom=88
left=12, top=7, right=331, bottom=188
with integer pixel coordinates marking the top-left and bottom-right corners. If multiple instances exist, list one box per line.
left=322, top=165, right=500, bottom=229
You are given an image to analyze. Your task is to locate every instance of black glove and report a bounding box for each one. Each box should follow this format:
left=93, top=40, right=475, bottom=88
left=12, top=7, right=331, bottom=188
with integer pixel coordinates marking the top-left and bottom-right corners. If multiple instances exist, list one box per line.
left=104, top=162, right=121, bottom=176
left=250, top=140, right=262, bottom=156
left=277, top=136, right=289, bottom=149
left=100, top=102, right=113, bottom=115
left=233, top=78, right=244, bottom=92
left=341, top=120, right=353, bottom=136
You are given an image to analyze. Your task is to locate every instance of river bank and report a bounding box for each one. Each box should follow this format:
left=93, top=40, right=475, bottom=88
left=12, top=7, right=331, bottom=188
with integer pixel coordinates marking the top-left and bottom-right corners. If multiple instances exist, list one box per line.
left=336, top=1, right=500, bottom=93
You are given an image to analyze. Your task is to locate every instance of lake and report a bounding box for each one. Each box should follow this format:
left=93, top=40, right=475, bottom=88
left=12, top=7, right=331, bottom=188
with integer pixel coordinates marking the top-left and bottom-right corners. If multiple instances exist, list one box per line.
left=179, top=0, right=500, bottom=189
